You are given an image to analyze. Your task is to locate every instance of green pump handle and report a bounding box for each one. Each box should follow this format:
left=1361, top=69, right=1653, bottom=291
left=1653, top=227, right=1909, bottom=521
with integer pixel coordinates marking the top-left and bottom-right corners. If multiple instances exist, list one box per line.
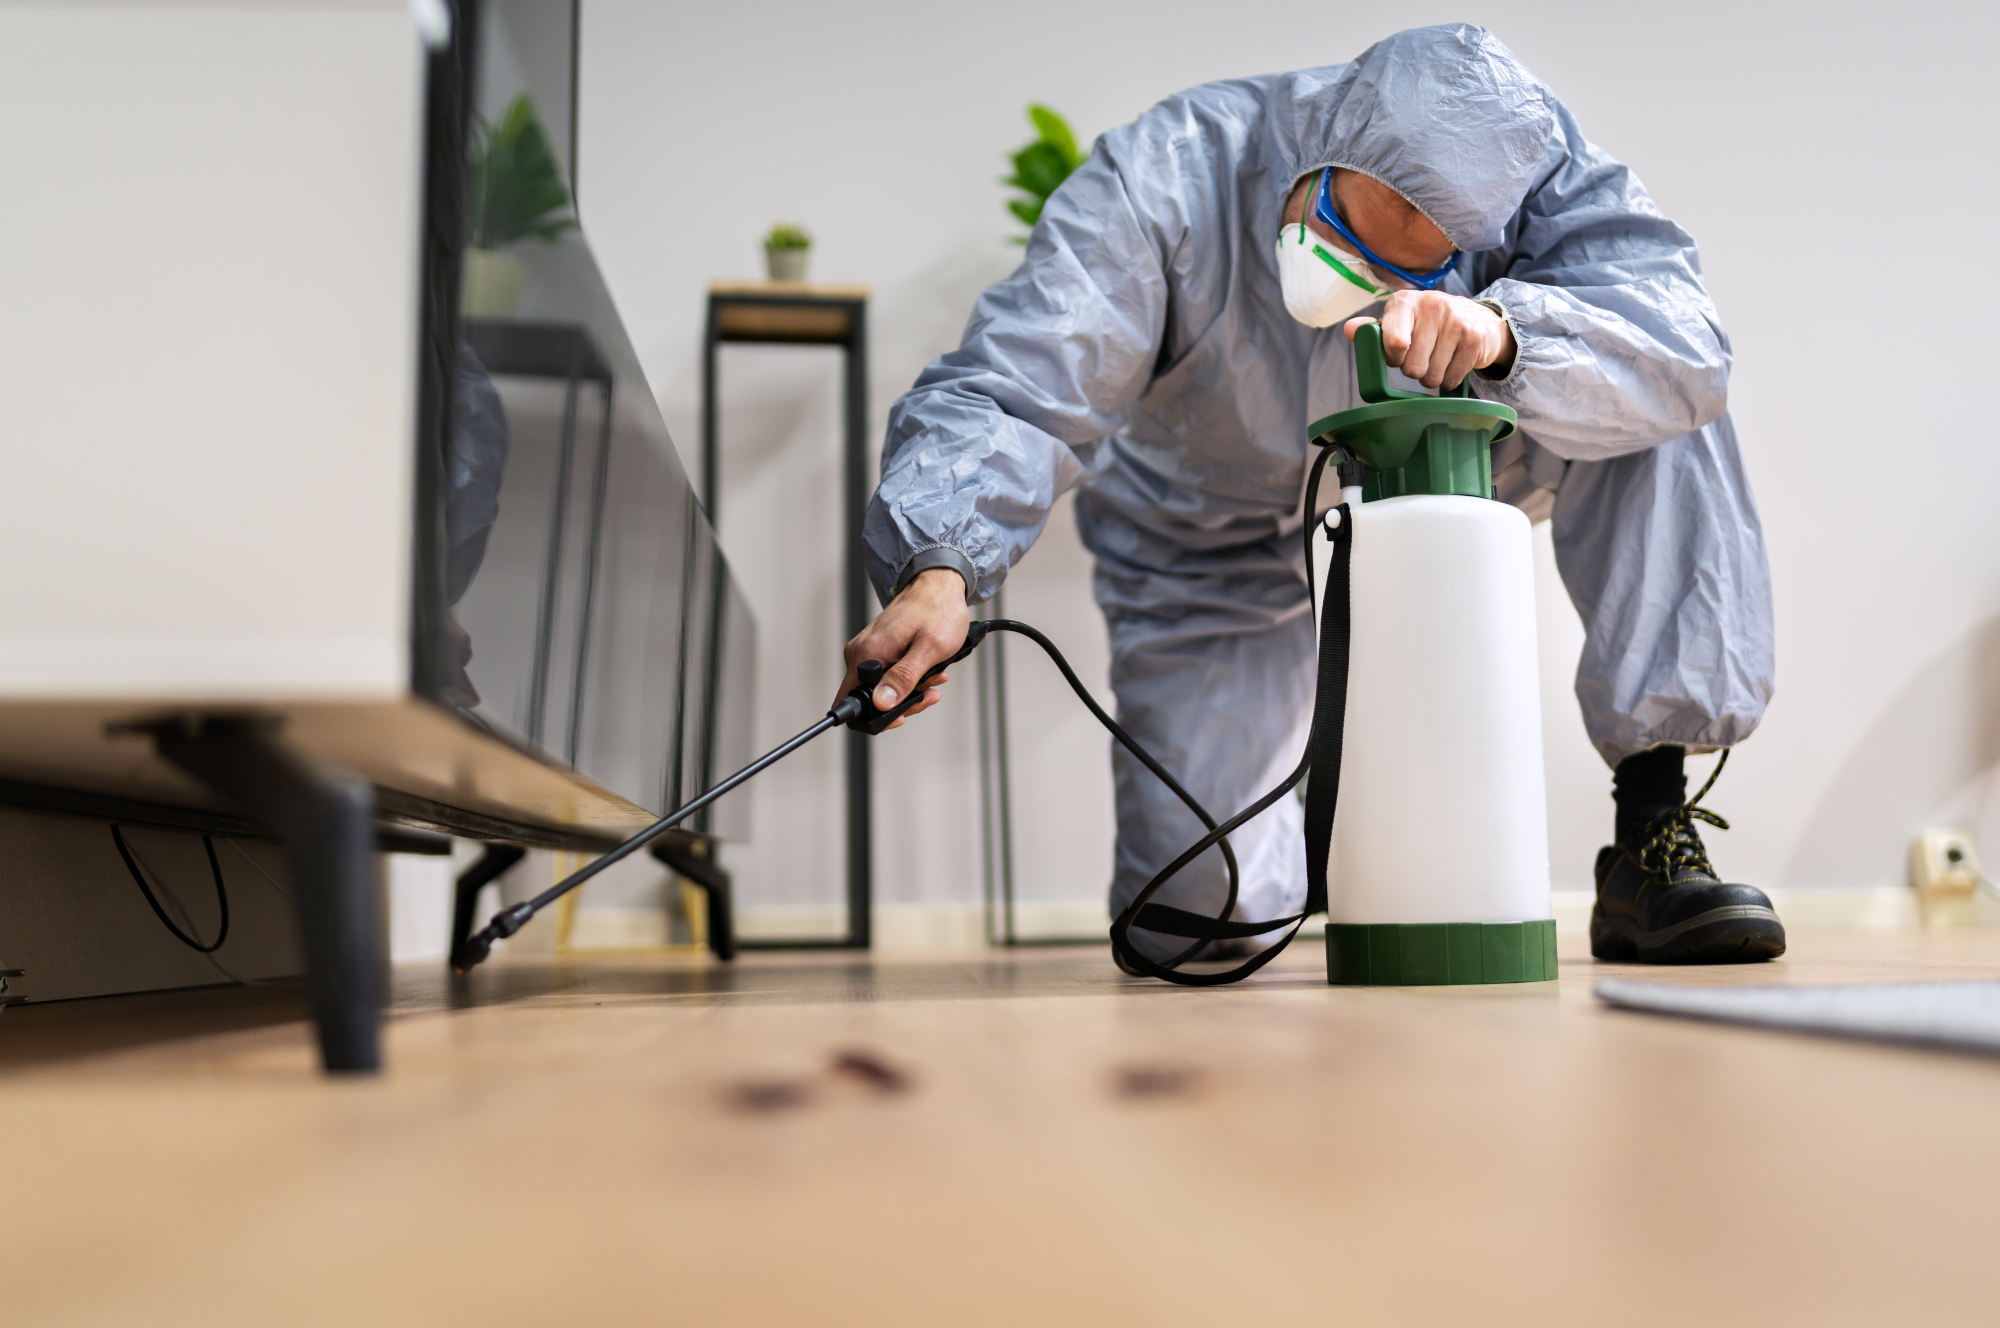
left=1352, top=320, right=1473, bottom=403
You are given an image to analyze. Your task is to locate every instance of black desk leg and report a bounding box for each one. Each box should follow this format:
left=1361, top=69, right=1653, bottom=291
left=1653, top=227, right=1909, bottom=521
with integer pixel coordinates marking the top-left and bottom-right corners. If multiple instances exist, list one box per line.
left=152, top=718, right=381, bottom=1073
left=648, top=841, right=735, bottom=961
left=448, top=844, right=526, bottom=972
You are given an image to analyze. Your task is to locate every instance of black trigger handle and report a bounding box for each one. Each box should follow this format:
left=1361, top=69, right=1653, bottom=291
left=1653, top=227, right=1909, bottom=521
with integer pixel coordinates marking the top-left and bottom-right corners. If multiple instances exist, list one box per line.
left=840, top=621, right=993, bottom=735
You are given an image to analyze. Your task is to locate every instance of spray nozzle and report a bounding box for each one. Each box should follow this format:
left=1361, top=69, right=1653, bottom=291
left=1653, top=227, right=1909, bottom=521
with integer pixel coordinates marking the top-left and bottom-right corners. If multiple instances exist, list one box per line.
left=453, top=901, right=534, bottom=973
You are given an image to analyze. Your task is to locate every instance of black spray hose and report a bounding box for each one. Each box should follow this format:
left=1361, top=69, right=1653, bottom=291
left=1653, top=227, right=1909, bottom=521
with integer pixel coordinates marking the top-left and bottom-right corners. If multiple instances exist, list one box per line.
left=457, top=448, right=1344, bottom=979
left=1102, top=444, right=1337, bottom=983
left=980, top=620, right=1242, bottom=970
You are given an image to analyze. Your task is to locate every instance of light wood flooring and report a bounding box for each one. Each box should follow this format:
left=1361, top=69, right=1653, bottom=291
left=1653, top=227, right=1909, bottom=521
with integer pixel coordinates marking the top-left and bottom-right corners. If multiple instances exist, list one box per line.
left=4, top=928, right=1998, bottom=1326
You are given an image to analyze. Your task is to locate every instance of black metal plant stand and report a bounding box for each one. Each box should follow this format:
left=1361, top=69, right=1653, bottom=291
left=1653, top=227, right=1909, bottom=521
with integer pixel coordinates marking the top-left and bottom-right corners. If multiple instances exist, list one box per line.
left=701, top=282, right=872, bottom=950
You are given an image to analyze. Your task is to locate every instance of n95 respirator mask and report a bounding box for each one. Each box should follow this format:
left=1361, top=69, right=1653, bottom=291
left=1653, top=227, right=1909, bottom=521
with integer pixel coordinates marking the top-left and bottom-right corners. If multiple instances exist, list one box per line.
left=1275, top=223, right=1386, bottom=327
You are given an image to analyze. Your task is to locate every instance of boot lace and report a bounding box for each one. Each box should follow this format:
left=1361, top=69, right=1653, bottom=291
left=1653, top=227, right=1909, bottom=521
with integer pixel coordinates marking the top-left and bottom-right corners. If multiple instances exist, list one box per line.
left=1634, top=751, right=1731, bottom=881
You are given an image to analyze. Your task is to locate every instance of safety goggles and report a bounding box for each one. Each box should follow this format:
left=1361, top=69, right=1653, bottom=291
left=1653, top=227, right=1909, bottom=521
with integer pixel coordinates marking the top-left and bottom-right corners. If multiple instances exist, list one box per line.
left=1313, top=168, right=1460, bottom=291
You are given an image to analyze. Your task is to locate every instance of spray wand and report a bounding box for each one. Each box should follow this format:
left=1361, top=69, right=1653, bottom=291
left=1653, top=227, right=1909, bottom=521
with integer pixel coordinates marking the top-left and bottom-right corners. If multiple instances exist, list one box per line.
left=457, top=447, right=1346, bottom=983
left=453, top=623, right=997, bottom=971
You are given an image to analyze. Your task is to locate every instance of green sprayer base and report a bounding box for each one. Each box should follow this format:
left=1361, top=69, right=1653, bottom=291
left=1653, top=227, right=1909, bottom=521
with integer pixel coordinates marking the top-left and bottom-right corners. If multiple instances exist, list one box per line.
left=1326, top=920, right=1557, bottom=986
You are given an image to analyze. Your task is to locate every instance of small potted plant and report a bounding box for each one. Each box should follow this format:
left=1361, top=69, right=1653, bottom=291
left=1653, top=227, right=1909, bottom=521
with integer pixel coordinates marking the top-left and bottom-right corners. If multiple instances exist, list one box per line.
left=462, top=94, right=578, bottom=318
left=763, top=223, right=812, bottom=283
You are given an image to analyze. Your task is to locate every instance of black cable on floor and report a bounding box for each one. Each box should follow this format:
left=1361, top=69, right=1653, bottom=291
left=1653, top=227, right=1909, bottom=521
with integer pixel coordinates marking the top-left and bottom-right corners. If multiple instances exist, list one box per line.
left=111, top=825, right=230, bottom=954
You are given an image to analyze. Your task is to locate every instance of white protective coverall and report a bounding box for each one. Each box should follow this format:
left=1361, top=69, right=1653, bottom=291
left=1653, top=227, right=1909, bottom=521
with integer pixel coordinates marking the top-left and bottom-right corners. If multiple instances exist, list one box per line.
left=862, top=24, right=1776, bottom=954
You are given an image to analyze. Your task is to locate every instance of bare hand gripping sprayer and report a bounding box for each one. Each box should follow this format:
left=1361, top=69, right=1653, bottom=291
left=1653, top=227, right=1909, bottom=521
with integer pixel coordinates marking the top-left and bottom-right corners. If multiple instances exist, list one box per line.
left=459, top=322, right=1554, bottom=989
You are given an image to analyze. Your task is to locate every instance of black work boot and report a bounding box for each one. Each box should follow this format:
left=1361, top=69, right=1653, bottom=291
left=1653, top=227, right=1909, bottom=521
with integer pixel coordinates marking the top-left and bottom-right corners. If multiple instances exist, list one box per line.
left=1591, top=750, right=1785, bottom=964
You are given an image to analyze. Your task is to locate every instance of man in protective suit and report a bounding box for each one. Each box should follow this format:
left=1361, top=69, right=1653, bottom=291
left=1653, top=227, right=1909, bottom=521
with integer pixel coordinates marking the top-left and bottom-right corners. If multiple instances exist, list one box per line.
left=839, top=24, right=1782, bottom=967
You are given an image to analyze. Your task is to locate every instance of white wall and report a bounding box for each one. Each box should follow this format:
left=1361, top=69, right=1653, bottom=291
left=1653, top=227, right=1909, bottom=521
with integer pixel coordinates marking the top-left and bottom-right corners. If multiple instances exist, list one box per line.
left=0, top=811, right=302, bottom=1003
left=573, top=0, right=2000, bottom=925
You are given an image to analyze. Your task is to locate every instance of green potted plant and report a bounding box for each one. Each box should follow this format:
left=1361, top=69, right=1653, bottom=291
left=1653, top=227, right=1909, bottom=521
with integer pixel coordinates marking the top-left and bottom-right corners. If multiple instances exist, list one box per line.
left=462, top=94, right=578, bottom=318
left=1004, top=104, right=1084, bottom=242
left=764, top=223, right=812, bottom=282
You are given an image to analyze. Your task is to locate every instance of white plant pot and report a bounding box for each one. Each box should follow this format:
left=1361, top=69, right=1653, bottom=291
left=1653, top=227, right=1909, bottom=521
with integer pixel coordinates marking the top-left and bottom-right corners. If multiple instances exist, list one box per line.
left=765, top=247, right=809, bottom=282
left=461, top=248, right=525, bottom=318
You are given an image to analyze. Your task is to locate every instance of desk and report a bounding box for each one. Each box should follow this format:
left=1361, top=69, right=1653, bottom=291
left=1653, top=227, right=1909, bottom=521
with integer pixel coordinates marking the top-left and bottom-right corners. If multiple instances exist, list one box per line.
left=0, top=0, right=755, bottom=1075
left=702, top=282, right=871, bottom=949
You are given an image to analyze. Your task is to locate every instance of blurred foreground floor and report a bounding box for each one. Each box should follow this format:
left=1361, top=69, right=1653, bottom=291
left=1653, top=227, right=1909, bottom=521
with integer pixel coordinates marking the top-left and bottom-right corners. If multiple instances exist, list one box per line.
left=3, top=929, right=1997, bottom=1326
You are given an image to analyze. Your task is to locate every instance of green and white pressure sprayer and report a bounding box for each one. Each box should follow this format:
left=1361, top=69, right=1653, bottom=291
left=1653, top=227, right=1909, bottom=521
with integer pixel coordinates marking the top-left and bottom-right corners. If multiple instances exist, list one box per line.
left=459, top=323, right=1553, bottom=990
left=1307, top=321, right=1554, bottom=983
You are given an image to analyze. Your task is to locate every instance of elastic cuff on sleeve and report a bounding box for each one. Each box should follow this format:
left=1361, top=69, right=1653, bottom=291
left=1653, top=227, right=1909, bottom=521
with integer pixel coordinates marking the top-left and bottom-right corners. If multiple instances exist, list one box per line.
left=1473, top=297, right=1522, bottom=385
left=892, top=544, right=977, bottom=604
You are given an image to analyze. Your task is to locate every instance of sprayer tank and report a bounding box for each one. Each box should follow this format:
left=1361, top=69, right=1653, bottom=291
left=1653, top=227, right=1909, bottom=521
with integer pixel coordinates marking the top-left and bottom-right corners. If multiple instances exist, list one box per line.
left=1311, top=494, right=1552, bottom=931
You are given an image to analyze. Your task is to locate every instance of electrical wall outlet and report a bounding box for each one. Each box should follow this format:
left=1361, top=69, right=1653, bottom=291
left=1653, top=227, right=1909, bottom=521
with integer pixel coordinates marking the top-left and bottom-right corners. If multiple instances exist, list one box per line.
left=1909, top=830, right=1982, bottom=928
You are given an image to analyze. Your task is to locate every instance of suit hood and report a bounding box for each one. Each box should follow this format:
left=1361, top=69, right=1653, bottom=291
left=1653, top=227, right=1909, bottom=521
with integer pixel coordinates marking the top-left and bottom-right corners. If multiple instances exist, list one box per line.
left=1275, top=25, right=1558, bottom=252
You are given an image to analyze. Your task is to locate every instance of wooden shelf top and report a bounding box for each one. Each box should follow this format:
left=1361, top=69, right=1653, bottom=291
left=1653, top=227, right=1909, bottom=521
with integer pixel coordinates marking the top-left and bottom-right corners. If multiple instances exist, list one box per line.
left=709, top=280, right=869, bottom=300
left=709, top=280, right=868, bottom=342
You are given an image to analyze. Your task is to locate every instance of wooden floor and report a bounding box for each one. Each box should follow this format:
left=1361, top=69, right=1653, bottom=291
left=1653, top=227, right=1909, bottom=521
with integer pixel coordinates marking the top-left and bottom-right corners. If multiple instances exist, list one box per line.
left=4, top=929, right=1998, bottom=1326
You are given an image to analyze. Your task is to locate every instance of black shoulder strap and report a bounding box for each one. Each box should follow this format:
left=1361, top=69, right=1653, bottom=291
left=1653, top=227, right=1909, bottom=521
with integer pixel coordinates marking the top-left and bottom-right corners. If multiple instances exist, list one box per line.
left=1299, top=503, right=1352, bottom=921
left=1109, top=503, right=1353, bottom=985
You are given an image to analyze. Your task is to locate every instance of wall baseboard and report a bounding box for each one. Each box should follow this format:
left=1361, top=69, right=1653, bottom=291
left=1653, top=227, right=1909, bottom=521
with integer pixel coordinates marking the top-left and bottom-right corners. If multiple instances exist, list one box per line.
left=729, top=888, right=1947, bottom=953
left=733, top=902, right=1106, bottom=951
left=423, top=886, right=1970, bottom=964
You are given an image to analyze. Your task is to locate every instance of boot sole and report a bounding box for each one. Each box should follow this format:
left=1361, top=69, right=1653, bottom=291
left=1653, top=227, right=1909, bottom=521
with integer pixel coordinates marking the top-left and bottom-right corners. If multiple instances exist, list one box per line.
left=1590, top=904, right=1786, bottom=964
